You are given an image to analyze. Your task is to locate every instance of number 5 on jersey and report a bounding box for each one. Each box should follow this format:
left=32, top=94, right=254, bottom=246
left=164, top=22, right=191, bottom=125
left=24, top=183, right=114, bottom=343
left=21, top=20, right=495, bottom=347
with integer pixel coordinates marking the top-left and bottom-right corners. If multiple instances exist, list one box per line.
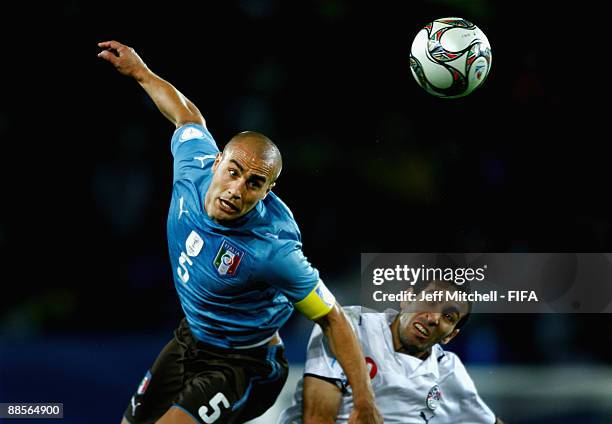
left=198, top=392, right=230, bottom=423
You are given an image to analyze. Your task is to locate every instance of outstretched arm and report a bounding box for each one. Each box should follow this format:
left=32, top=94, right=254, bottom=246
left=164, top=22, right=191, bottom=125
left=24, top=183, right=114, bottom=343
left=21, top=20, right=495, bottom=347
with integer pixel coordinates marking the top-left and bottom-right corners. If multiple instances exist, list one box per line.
left=97, top=40, right=205, bottom=128
left=315, top=305, right=383, bottom=424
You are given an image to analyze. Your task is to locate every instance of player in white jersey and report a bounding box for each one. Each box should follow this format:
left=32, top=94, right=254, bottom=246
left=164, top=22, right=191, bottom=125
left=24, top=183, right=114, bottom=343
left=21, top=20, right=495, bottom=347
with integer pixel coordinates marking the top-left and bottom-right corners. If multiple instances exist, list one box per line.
left=278, top=280, right=505, bottom=424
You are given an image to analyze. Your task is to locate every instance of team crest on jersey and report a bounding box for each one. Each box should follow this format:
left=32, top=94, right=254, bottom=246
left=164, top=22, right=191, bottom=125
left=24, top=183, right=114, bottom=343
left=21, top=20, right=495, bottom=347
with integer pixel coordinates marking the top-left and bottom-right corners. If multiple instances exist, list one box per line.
left=137, top=370, right=152, bottom=395
left=425, top=385, right=442, bottom=411
left=213, top=240, right=244, bottom=276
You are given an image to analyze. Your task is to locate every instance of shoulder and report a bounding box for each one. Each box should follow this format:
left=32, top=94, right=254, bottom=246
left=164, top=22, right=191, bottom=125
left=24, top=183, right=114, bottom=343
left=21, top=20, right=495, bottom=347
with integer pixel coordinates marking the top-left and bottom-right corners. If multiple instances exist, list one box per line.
left=340, top=306, right=363, bottom=330
left=262, top=192, right=300, bottom=235
left=171, top=123, right=219, bottom=157
left=436, top=346, right=478, bottom=392
left=172, top=123, right=214, bottom=144
left=256, top=193, right=302, bottom=258
left=341, top=306, right=387, bottom=333
left=435, top=345, right=461, bottom=371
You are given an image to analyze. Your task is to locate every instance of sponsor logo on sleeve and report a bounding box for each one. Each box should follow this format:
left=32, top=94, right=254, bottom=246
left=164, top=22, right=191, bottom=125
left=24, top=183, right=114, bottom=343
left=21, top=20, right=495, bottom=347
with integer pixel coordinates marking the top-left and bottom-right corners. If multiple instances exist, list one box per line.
left=179, top=127, right=205, bottom=143
left=194, top=155, right=217, bottom=168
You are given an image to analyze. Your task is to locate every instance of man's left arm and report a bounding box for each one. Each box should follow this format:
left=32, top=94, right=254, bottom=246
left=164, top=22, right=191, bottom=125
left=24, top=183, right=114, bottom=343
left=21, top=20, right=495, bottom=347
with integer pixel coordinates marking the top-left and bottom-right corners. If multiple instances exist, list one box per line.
left=266, top=244, right=382, bottom=423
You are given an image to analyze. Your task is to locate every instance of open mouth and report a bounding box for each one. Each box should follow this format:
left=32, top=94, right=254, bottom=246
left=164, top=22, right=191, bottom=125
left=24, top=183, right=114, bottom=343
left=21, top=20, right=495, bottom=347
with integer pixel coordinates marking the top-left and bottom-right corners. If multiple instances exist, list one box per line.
left=218, top=198, right=239, bottom=214
left=414, top=322, right=429, bottom=337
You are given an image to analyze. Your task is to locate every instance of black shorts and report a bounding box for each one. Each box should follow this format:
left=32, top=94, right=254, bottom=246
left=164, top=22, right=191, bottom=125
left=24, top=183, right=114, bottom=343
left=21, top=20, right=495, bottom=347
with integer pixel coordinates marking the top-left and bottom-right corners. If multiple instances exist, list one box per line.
left=123, top=319, right=289, bottom=424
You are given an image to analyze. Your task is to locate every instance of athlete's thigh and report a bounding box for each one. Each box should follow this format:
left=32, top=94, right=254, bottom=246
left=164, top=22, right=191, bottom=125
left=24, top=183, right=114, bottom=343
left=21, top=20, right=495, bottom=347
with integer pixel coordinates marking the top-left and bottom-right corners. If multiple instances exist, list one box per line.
left=170, top=366, right=250, bottom=424
left=236, top=345, right=289, bottom=423
left=123, top=337, right=185, bottom=424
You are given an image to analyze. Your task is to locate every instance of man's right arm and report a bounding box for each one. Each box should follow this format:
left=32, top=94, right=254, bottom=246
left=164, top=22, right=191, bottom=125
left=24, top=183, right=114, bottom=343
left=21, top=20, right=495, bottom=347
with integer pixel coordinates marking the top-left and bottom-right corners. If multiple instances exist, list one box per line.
left=97, top=40, right=204, bottom=128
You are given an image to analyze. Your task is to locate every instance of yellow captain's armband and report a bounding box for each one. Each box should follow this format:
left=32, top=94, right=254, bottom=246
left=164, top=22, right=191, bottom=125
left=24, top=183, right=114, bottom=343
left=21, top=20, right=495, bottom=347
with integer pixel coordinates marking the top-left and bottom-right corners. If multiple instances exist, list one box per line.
left=294, top=280, right=336, bottom=320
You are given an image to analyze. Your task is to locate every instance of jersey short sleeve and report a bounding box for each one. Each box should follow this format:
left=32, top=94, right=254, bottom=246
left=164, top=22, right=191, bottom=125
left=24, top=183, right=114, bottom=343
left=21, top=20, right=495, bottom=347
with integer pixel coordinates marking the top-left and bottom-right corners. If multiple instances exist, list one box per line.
left=303, top=307, right=361, bottom=381
left=439, top=353, right=496, bottom=423
left=303, top=323, right=344, bottom=381
left=266, top=240, right=321, bottom=303
left=170, top=123, right=219, bottom=183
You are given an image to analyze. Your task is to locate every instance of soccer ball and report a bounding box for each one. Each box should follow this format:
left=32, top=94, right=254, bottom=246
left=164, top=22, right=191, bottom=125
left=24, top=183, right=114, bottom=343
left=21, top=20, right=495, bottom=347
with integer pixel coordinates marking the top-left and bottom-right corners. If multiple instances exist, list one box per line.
left=410, top=17, right=492, bottom=98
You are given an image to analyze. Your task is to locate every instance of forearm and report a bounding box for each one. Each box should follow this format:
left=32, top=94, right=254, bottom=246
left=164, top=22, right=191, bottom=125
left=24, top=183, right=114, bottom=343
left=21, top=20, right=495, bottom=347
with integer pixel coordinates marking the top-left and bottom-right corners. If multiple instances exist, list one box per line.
left=317, top=305, right=374, bottom=407
left=98, top=41, right=205, bottom=128
left=137, top=70, right=204, bottom=127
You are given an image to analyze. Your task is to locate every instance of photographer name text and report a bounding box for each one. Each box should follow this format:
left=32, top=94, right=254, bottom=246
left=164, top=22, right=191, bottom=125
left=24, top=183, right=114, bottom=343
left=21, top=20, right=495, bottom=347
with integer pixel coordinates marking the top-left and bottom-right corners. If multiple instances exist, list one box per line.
left=372, top=290, right=539, bottom=303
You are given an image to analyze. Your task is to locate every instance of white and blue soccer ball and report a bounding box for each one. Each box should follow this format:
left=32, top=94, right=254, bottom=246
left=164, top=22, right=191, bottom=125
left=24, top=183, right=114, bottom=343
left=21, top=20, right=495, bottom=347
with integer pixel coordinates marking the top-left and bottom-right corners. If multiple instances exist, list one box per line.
left=410, top=17, right=492, bottom=98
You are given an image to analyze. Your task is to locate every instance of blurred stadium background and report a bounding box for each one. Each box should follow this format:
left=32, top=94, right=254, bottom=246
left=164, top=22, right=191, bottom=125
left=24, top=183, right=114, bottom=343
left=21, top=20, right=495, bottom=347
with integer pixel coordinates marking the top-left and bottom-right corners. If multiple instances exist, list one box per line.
left=1, top=0, right=611, bottom=423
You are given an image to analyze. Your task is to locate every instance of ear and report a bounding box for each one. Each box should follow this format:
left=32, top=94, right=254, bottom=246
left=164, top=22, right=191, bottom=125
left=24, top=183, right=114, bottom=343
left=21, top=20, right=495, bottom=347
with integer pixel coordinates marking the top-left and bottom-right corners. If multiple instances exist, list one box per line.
left=262, top=181, right=276, bottom=199
left=211, top=152, right=223, bottom=172
left=440, top=328, right=460, bottom=345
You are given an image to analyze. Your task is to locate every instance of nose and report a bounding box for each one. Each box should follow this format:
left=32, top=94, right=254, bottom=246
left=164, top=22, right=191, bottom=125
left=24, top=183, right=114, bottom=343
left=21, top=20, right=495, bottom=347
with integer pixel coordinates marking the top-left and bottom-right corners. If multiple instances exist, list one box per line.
left=227, top=178, right=246, bottom=199
left=425, top=312, right=441, bottom=326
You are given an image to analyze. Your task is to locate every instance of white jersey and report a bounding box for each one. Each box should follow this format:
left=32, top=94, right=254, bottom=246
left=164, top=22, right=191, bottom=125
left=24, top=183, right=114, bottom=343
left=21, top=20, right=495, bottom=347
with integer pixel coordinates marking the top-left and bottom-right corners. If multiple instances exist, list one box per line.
left=277, top=306, right=495, bottom=424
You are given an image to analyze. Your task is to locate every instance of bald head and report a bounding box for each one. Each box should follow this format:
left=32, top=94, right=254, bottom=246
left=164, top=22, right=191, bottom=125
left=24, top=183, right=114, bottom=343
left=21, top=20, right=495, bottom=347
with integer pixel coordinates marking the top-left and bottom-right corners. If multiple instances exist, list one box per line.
left=224, top=131, right=283, bottom=182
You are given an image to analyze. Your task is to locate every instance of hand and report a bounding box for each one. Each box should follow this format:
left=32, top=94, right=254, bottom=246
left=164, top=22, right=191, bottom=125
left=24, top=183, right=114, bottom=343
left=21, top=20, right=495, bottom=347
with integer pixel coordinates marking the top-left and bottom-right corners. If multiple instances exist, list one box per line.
left=97, top=40, right=149, bottom=81
left=348, top=398, right=383, bottom=424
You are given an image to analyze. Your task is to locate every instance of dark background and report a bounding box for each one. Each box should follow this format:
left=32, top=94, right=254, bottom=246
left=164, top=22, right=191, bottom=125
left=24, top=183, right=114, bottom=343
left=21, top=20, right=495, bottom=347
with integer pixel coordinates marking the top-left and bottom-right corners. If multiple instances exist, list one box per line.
left=1, top=1, right=611, bottom=423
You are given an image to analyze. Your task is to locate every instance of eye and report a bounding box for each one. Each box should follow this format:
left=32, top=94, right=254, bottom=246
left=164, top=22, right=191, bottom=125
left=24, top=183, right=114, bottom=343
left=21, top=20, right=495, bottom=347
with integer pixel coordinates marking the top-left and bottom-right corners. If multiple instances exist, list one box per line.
left=443, top=313, right=455, bottom=323
left=228, top=169, right=238, bottom=177
left=248, top=181, right=262, bottom=190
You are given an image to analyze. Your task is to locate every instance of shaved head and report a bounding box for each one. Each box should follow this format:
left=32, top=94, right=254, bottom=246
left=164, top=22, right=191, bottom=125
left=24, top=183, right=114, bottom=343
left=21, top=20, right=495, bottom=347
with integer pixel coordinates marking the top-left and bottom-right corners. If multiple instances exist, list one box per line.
left=224, top=131, right=283, bottom=182
left=205, top=131, right=282, bottom=223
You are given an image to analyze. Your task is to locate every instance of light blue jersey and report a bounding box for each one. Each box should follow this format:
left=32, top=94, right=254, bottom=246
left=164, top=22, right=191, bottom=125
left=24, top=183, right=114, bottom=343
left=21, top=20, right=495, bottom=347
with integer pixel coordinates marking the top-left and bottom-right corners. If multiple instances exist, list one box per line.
left=167, top=124, right=320, bottom=349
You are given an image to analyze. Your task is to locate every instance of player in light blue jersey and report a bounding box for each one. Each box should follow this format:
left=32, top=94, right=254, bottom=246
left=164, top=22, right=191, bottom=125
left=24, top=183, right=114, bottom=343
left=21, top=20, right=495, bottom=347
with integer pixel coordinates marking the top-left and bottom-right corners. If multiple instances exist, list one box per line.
left=98, top=40, right=382, bottom=424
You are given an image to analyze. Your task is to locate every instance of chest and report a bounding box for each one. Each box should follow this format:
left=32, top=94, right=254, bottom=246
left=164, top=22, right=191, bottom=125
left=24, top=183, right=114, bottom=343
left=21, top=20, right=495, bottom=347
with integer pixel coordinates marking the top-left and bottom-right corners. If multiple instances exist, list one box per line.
left=359, top=331, right=443, bottom=421
left=370, top=355, right=438, bottom=406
